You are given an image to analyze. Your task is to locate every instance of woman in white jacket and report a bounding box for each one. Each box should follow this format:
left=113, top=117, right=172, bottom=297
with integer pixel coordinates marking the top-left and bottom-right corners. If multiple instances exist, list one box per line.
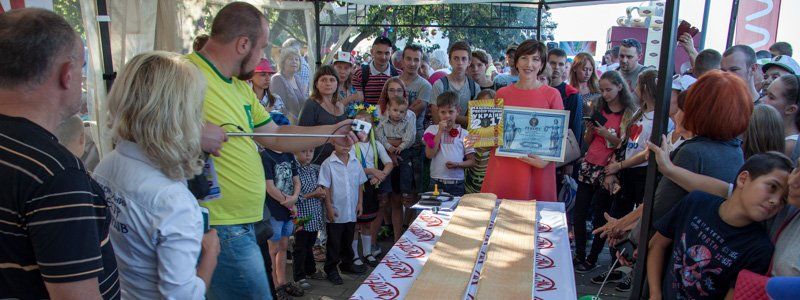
left=93, top=51, right=220, bottom=299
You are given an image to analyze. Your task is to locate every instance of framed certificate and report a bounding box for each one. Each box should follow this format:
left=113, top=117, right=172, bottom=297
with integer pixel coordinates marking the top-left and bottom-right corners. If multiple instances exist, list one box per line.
left=496, top=106, right=571, bottom=162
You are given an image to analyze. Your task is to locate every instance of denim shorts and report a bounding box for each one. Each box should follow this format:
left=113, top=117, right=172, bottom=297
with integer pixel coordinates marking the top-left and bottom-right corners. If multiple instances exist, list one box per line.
left=208, top=223, right=272, bottom=300
left=269, top=217, right=294, bottom=241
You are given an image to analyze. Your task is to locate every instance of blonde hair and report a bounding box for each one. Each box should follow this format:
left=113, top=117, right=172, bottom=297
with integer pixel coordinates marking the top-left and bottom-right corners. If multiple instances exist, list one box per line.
left=278, top=48, right=301, bottom=74
left=106, top=51, right=206, bottom=180
left=569, top=52, right=600, bottom=94
left=743, top=104, right=785, bottom=159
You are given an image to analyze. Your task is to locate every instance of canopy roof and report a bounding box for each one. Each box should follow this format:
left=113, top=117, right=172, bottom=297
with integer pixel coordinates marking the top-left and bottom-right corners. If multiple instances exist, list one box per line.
left=337, top=0, right=638, bottom=8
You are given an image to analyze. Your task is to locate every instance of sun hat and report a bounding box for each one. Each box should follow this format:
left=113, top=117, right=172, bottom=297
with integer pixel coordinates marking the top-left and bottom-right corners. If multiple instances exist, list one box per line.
left=255, top=58, right=275, bottom=73
left=762, top=55, right=800, bottom=75
left=332, top=51, right=356, bottom=65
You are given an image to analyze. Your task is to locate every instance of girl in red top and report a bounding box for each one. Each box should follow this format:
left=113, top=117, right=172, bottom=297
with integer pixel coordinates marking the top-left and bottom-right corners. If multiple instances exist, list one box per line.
left=481, top=39, right=564, bottom=201
left=573, top=70, right=637, bottom=273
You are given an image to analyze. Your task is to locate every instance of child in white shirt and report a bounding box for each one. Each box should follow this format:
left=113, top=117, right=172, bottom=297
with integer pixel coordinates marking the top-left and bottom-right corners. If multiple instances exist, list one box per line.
left=423, top=91, right=476, bottom=196
left=318, top=143, right=368, bottom=285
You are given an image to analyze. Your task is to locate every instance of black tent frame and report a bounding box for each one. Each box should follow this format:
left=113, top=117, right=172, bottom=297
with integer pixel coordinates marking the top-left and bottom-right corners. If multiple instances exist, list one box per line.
left=89, top=0, right=730, bottom=298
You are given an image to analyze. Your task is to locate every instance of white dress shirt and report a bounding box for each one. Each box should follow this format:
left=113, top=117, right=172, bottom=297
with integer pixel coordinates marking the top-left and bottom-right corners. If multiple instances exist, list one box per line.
left=93, top=141, right=206, bottom=300
left=318, top=150, right=368, bottom=223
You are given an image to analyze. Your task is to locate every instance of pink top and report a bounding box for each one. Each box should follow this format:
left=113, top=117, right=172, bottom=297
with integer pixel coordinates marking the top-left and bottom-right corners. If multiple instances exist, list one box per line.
left=584, top=109, right=623, bottom=166
left=481, top=84, right=564, bottom=201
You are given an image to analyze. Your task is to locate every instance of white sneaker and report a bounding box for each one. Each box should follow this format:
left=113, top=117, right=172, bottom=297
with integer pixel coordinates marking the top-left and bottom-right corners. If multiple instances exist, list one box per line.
left=371, top=245, right=382, bottom=257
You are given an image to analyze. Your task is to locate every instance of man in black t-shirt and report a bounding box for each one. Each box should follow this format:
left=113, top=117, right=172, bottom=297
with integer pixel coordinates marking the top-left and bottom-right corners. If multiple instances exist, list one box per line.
left=0, top=9, right=119, bottom=299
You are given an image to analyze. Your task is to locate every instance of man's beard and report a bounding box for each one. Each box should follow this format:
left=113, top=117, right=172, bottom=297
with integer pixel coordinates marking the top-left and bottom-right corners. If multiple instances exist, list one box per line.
left=236, top=51, right=255, bottom=81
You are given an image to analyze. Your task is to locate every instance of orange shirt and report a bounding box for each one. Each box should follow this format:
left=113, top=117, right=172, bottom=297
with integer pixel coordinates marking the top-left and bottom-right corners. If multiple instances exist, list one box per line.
left=481, top=84, right=564, bottom=201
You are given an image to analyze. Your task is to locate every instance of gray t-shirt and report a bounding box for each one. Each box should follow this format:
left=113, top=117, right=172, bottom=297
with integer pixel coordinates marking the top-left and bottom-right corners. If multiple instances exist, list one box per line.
left=431, top=76, right=481, bottom=115
left=771, top=206, right=800, bottom=276
left=397, top=75, right=432, bottom=144
left=618, top=64, right=646, bottom=91
left=652, top=137, right=744, bottom=223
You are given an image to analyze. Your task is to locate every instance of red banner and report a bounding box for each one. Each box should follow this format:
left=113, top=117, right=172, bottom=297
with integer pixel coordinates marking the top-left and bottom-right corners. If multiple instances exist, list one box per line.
left=734, top=0, right=782, bottom=51
left=0, top=0, right=27, bottom=14
left=0, top=0, right=53, bottom=14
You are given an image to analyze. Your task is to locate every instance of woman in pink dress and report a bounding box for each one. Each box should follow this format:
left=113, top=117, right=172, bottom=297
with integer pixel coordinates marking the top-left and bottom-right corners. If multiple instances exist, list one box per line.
left=481, top=39, right=563, bottom=201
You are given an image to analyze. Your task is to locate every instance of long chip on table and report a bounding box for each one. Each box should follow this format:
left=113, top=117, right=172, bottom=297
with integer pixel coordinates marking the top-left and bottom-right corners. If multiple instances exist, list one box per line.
left=475, top=199, right=537, bottom=299
left=405, top=193, right=497, bottom=300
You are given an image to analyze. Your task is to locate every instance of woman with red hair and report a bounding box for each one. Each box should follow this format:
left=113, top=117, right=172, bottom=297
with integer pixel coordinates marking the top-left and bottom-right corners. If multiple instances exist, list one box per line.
left=651, top=70, right=754, bottom=228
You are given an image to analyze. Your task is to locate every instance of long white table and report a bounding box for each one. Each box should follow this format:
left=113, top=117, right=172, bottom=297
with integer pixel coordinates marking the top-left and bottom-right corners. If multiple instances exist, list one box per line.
left=350, top=200, right=576, bottom=300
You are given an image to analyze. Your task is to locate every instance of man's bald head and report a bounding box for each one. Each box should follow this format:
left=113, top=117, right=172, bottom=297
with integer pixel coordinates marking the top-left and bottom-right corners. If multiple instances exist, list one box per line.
left=210, top=2, right=267, bottom=45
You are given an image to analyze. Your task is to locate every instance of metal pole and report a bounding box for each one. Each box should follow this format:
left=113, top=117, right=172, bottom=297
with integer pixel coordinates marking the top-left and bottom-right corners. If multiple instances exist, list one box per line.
left=726, top=0, right=741, bottom=49
left=629, top=0, right=679, bottom=299
left=314, top=1, right=322, bottom=67
left=699, top=0, right=711, bottom=50
left=96, top=0, right=115, bottom=92
left=536, top=2, right=543, bottom=40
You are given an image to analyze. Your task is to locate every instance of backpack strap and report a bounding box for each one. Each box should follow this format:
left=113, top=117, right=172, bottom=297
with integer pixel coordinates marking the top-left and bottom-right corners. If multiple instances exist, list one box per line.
left=441, top=76, right=450, bottom=92
left=467, top=77, right=477, bottom=99
left=361, top=64, right=370, bottom=91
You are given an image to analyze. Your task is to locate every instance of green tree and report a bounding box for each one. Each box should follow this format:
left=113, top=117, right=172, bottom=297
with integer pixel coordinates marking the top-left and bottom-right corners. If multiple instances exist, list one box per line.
left=53, top=0, right=85, bottom=39
left=324, top=3, right=556, bottom=58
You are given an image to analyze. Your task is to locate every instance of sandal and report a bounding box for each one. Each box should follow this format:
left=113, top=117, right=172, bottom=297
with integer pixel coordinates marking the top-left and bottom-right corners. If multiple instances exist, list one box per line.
left=275, top=285, right=291, bottom=300
left=365, top=254, right=379, bottom=267
left=284, top=282, right=305, bottom=297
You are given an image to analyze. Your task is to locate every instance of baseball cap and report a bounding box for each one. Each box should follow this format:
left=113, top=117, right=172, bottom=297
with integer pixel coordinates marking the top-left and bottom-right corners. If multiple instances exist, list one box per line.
left=332, top=51, right=356, bottom=65
left=254, top=58, right=275, bottom=73
left=762, top=55, right=800, bottom=75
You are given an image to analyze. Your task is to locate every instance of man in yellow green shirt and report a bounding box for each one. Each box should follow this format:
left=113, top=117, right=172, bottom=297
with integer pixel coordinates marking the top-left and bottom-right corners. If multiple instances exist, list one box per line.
left=191, top=3, right=362, bottom=299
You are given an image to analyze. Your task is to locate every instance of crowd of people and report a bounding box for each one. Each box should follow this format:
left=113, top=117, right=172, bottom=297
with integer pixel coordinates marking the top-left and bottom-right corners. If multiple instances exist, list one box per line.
left=1, top=2, right=799, bottom=300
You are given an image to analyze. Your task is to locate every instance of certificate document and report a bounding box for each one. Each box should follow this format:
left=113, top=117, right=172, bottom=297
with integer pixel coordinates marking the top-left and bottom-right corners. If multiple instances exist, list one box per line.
left=496, top=106, right=570, bottom=162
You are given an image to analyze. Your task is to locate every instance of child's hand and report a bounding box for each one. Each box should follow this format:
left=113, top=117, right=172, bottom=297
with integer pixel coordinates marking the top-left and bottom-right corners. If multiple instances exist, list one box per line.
left=326, top=207, right=337, bottom=221
left=387, top=145, right=397, bottom=153
left=370, top=177, right=381, bottom=186
left=445, top=161, right=461, bottom=169
left=373, top=170, right=386, bottom=182
left=283, top=195, right=298, bottom=208
left=438, top=120, right=449, bottom=133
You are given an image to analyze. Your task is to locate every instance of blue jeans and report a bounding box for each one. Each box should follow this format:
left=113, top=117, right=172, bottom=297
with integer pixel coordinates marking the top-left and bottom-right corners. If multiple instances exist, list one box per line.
left=207, top=224, right=273, bottom=300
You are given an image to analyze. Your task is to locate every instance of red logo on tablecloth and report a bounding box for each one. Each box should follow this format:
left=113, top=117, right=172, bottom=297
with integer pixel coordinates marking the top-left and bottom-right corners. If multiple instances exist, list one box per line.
left=408, top=224, right=435, bottom=242
left=538, top=223, right=552, bottom=232
left=419, top=214, right=443, bottom=227
left=537, top=236, right=554, bottom=249
left=395, top=238, right=426, bottom=258
left=381, top=254, right=416, bottom=279
left=536, top=253, right=555, bottom=269
left=363, top=273, right=400, bottom=300
left=535, top=273, right=557, bottom=292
